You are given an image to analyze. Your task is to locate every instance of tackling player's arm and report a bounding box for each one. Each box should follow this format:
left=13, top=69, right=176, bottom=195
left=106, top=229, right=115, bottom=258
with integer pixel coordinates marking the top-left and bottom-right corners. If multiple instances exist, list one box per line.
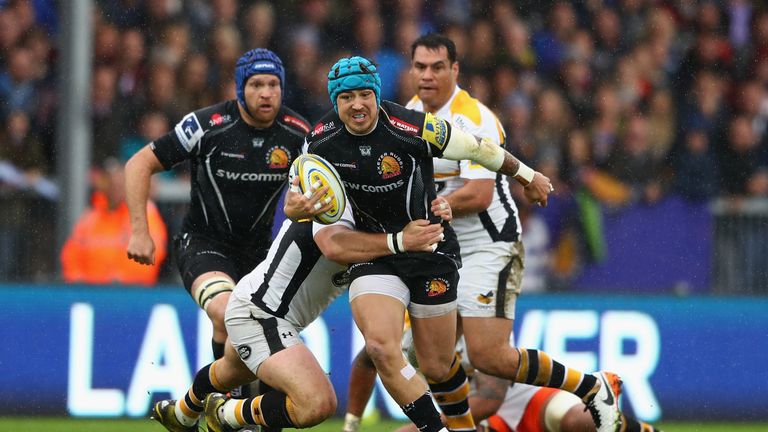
left=315, top=220, right=444, bottom=265
left=125, top=144, right=166, bottom=265
left=442, top=178, right=494, bottom=217
left=314, top=198, right=451, bottom=265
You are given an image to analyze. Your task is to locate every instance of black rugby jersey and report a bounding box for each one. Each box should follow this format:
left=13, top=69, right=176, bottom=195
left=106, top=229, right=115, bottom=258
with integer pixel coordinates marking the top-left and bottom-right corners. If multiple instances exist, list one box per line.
left=151, top=100, right=310, bottom=247
left=305, top=100, right=461, bottom=274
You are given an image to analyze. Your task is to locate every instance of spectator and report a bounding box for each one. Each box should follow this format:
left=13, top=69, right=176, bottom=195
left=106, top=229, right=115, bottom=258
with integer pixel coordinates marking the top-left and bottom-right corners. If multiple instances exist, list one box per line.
left=174, top=52, right=212, bottom=116
left=647, top=89, right=677, bottom=161
left=352, top=12, right=406, bottom=101
left=674, top=127, right=720, bottom=201
left=93, top=21, right=120, bottom=67
left=0, top=46, right=38, bottom=121
left=718, top=115, right=768, bottom=197
left=60, top=160, right=168, bottom=285
left=116, top=28, right=147, bottom=100
left=0, top=110, right=49, bottom=279
left=612, top=114, right=667, bottom=203
left=241, top=1, right=275, bottom=49
left=90, top=65, right=125, bottom=165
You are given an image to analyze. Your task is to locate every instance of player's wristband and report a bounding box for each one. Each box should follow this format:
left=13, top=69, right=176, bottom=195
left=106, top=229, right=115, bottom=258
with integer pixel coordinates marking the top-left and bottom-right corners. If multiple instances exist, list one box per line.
left=387, top=233, right=397, bottom=254
left=513, top=162, right=535, bottom=186
left=387, top=232, right=405, bottom=254
left=396, top=231, right=405, bottom=253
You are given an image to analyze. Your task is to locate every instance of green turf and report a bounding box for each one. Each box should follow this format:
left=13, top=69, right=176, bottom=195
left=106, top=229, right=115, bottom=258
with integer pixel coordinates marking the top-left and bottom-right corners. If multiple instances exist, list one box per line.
left=0, top=418, right=765, bottom=432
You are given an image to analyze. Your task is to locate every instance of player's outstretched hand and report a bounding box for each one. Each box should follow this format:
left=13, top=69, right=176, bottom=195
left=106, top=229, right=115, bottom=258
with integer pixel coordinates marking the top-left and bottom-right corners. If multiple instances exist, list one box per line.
left=127, top=231, right=156, bottom=265
left=523, top=171, right=554, bottom=207
left=430, top=196, right=452, bottom=221
left=284, top=176, right=333, bottom=221
left=402, top=219, right=444, bottom=252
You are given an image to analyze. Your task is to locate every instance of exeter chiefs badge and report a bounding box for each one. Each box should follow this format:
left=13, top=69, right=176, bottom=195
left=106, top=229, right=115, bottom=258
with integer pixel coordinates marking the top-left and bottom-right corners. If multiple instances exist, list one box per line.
left=266, top=146, right=290, bottom=169
left=377, top=152, right=403, bottom=179
left=426, top=278, right=449, bottom=297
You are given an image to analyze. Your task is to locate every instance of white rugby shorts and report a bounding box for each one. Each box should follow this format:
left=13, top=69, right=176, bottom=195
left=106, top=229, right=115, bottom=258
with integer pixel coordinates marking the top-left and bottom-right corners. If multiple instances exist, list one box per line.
left=457, top=241, right=524, bottom=319
left=224, top=295, right=303, bottom=375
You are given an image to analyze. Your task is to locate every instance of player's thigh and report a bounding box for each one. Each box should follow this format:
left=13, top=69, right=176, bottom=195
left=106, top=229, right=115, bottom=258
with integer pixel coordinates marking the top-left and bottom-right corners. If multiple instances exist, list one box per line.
left=224, top=295, right=304, bottom=378
left=257, top=343, right=336, bottom=403
left=349, top=274, right=408, bottom=343
left=212, top=340, right=258, bottom=390
left=457, top=241, right=523, bottom=320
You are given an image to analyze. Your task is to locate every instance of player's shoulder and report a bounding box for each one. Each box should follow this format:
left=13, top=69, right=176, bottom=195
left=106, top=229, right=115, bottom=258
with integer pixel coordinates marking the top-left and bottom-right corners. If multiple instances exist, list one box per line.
left=306, top=110, right=342, bottom=145
left=450, top=89, right=499, bottom=125
left=404, top=95, right=421, bottom=110
left=187, top=100, right=239, bottom=131
left=380, top=100, right=424, bottom=136
left=449, top=89, right=504, bottom=140
left=277, top=106, right=311, bottom=136
left=170, top=100, right=236, bottom=152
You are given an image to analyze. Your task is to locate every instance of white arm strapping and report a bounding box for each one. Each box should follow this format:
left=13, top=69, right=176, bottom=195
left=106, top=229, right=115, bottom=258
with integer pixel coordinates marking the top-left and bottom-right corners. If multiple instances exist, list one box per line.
left=442, top=127, right=505, bottom=171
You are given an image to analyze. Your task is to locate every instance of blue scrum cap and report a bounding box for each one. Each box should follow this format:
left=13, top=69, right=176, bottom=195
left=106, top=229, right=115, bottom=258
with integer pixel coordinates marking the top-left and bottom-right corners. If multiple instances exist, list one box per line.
left=327, top=56, right=381, bottom=112
left=234, top=48, right=285, bottom=108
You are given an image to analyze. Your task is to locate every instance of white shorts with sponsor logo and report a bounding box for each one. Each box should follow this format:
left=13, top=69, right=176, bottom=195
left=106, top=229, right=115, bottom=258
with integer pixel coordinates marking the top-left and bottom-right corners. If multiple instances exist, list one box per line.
left=457, top=241, right=524, bottom=319
left=224, top=295, right=303, bottom=375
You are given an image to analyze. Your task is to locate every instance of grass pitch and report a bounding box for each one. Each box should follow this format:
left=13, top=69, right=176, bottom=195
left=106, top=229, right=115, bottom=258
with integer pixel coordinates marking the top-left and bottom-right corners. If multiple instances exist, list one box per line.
left=0, top=418, right=765, bottom=431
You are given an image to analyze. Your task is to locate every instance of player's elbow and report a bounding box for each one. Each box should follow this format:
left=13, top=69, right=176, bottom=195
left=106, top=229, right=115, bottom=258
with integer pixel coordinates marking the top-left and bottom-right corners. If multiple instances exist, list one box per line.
left=314, top=232, right=351, bottom=265
left=126, top=145, right=163, bottom=176
left=320, top=243, right=350, bottom=265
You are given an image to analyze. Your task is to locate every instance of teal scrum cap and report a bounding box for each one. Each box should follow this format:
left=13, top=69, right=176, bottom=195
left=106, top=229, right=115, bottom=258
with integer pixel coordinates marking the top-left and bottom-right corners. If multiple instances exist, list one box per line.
left=327, top=56, right=381, bottom=112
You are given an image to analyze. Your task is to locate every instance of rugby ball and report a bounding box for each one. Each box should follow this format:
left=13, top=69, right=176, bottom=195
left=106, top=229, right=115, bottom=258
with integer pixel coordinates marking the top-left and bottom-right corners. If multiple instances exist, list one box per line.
left=290, top=153, right=347, bottom=224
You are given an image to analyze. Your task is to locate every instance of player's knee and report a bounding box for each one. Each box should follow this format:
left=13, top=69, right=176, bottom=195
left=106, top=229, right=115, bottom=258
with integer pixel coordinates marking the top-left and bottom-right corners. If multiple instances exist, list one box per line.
left=364, top=338, right=402, bottom=374
left=419, top=357, right=452, bottom=382
left=294, top=390, right=337, bottom=427
left=467, top=343, right=508, bottom=376
left=353, top=348, right=375, bottom=369
left=205, top=294, right=229, bottom=326
left=193, top=275, right=234, bottom=316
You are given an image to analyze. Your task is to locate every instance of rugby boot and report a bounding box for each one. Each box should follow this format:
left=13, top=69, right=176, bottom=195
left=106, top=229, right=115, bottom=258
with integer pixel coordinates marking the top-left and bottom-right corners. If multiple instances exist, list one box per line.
left=204, top=392, right=237, bottom=432
left=585, top=371, right=623, bottom=432
left=151, top=399, right=197, bottom=432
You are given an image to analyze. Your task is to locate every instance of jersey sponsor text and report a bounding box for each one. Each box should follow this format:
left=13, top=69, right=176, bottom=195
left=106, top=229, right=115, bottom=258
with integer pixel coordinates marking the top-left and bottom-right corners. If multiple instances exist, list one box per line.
left=216, top=169, right=287, bottom=182
left=343, top=179, right=405, bottom=193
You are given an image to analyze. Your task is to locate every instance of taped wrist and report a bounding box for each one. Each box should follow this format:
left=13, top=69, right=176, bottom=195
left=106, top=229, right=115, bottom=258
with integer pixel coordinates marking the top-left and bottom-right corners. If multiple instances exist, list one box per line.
left=514, top=162, right=535, bottom=185
left=387, top=232, right=405, bottom=254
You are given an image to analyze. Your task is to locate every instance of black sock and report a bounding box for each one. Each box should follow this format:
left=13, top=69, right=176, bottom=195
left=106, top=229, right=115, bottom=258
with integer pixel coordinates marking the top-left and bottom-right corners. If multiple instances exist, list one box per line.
left=212, top=339, right=225, bottom=360
left=258, top=381, right=282, bottom=432
left=183, top=362, right=225, bottom=413
left=402, top=392, right=444, bottom=432
left=241, top=391, right=297, bottom=428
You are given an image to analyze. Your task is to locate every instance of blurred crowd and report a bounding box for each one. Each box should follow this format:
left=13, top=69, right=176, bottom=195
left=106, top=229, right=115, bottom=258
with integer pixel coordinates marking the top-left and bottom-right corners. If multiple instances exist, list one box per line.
left=1, top=0, right=767, bottom=286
